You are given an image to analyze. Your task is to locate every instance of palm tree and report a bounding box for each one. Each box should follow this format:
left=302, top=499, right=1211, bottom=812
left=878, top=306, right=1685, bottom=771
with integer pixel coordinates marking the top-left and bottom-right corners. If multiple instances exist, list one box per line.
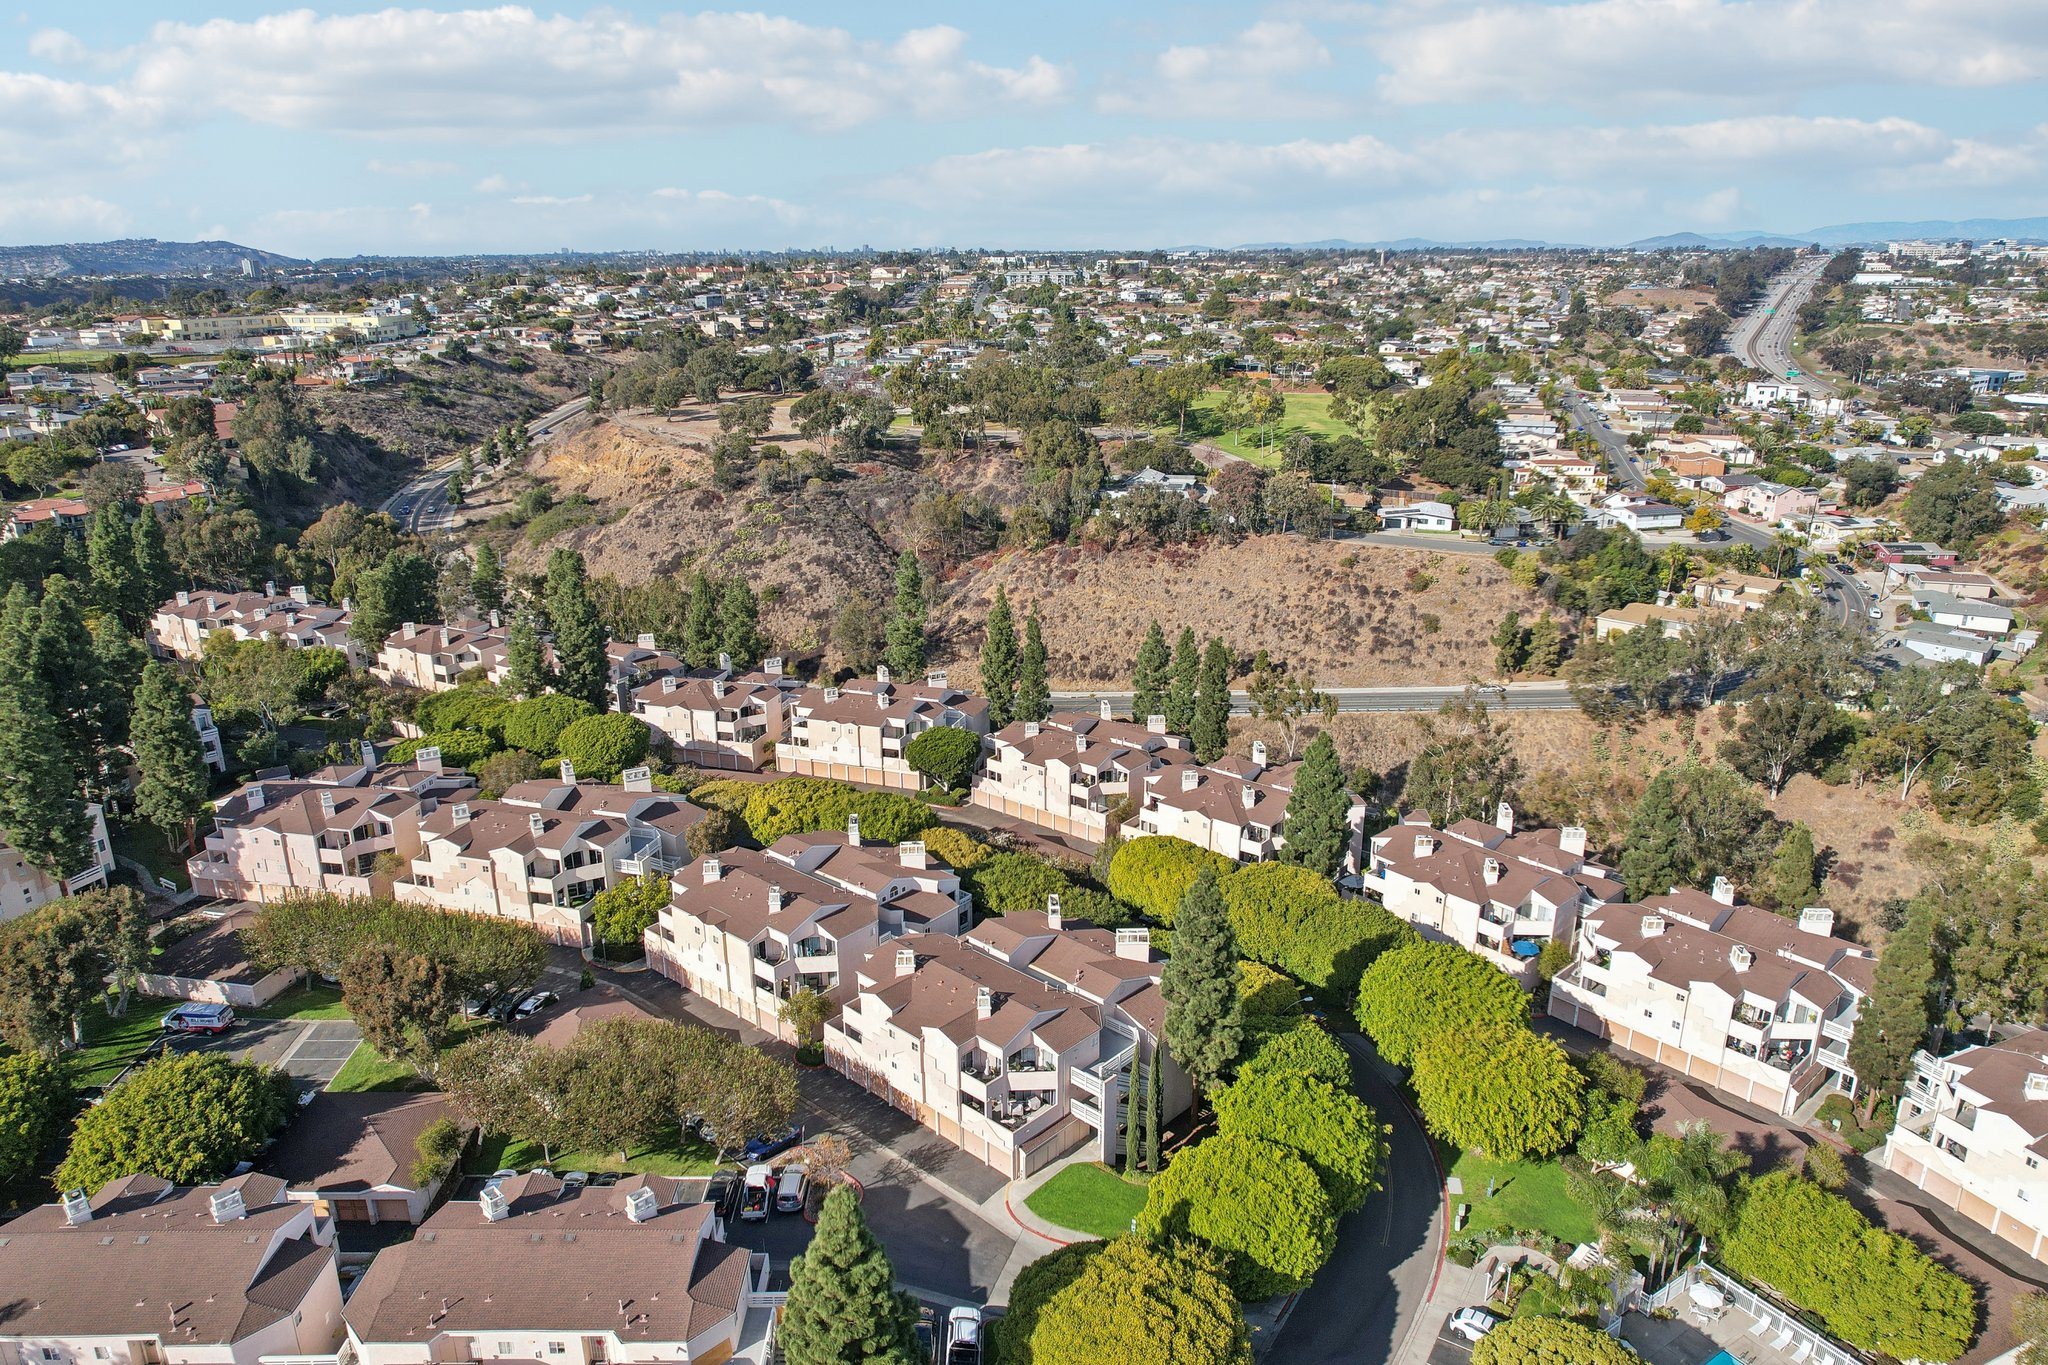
left=1538, top=491, right=1583, bottom=538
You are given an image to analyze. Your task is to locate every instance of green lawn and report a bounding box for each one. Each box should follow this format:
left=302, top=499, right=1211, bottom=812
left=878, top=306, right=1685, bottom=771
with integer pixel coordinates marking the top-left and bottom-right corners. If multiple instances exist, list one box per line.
left=1169, top=389, right=1359, bottom=468
left=467, top=1131, right=720, bottom=1179
left=1024, top=1162, right=1150, bottom=1240
left=240, top=983, right=349, bottom=1021
left=110, top=816, right=192, bottom=892
left=329, top=1042, right=431, bottom=1093
left=66, top=997, right=177, bottom=1089
left=6, top=350, right=115, bottom=368
left=1446, top=1146, right=1598, bottom=1246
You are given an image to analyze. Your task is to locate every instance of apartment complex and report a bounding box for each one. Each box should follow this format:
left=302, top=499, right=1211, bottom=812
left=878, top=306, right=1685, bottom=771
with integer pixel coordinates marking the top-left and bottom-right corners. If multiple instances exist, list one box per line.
left=141, top=311, right=422, bottom=344
left=1362, top=806, right=1621, bottom=981
left=776, top=668, right=989, bottom=790
left=1, top=802, right=115, bottom=924
left=633, top=665, right=797, bottom=772
left=973, top=706, right=1191, bottom=842
left=1549, top=887, right=1873, bottom=1117
left=399, top=772, right=706, bottom=947
left=644, top=819, right=971, bottom=1037
left=1130, top=741, right=1366, bottom=871
left=371, top=621, right=513, bottom=692
left=0, top=1173, right=345, bottom=1365
left=1885, top=1030, right=2048, bottom=1263
left=823, top=907, right=1184, bottom=1179
left=150, top=584, right=356, bottom=663
left=343, top=1173, right=768, bottom=1365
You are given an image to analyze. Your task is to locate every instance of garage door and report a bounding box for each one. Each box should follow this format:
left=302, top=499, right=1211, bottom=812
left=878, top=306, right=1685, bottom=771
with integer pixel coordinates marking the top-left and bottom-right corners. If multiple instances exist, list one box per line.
left=372, top=1198, right=412, bottom=1223
left=331, top=1198, right=371, bottom=1221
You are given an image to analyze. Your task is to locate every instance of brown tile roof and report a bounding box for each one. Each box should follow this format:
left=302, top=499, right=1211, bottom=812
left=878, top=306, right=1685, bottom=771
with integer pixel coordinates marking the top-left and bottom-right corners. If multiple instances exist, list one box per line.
left=262, top=1091, right=455, bottom=1194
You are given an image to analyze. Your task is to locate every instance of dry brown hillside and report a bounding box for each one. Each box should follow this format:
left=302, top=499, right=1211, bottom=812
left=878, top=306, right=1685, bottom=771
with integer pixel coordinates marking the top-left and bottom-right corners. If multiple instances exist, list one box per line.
left=932, top=539, right=1546, bottom=689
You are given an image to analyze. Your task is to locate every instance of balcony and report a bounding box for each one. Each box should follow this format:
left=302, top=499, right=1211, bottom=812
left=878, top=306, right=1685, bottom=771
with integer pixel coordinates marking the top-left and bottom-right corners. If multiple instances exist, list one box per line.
left=1073, top=1038, right=1136, bottom=1099
left=962, top=1054, right=1003, bottom=1083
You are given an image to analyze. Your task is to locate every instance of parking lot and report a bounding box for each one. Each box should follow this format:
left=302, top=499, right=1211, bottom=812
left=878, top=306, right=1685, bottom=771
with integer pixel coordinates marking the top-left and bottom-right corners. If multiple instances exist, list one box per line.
left=171, top=1016, right=361, bottom=1091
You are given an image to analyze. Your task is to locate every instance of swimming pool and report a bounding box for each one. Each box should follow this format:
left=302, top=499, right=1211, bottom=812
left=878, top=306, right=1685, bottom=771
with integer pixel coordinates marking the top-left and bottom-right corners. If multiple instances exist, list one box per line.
left=1701, top=1350, right=1740, bottom=1365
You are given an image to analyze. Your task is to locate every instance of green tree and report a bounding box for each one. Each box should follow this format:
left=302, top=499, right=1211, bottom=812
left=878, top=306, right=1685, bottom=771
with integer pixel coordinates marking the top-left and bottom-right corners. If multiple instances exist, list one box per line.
left=1132, top=620, right=1172, bottom=722
left=882, top=551, right=927, bottom=679
left=682, top=569, right=721, bottom=669
left=1238, top=1016, right=1353, bottom=1089
left=502, top=694, right=597, bottom=756
left=1848, top=894, right=1941, bottom=1109
left=57, top=1052, right=294, bottom=1190
left=1220, top=862, right=1413, bottom=997
left=903, top=725, right=981, bottom=792
left=1525, top=610, right=1564, bottom=673
left=1722, top=678, right=1838, bottom=797
left=503, top=608, right=552, bottom=699
left=86, top=502, right=143, bottom=626
left=1107, top=836, right=1232, bottom=925
left=546, top=549, right=609, bottom=708
left=778, top=1184, right=925, bottom=1365
left=1619, top=761, right=1778, bottom=895
left=1355, top=940, right=1527, bottom=1068
left=1761, top=822, right=1820, bottom=913
left=341, top=943, right=458, bottom=1075
left=981, top=586, right=1019, bottom=727
left=0, top=905, right=104, bottom=1053
left=1165, top=626, right=1200, bottom=735
left=588, top=873, right=668, bottom=950
left=555, top=712, right=650, bottom=780
left=350, top=549, right=437, bottom=648
left=470, top=542, right=506, bottom=616
left=131, top=660, right=210, bottom=848
left=717, top=577, right=767, bottom=671
left=0, top=1053, right=68, bottom=1182
left=1401, top=701, right=1521, bottom=827
left=409, top=1115, right=467, bottom=1189
left=1138, top=1135, right=1336, bottom=1300
left=1214, top=1067, right=1386, bottom=1214
left=0, top=670, right=90, bottom=879
left=1473, top=1318, right=1644, bottom=1365
left=1162, top=866, right=1245, bottom=1098
left=1412, top=1024, right=1585, bottom=1161
left=741, top=777, right=939, bottom=846
left=1902, top=460, right=2006, bottom=552
left=1191, top=637, right=1233, bottom=763
left=1022, top=1236, right=1252, bottom=1365
left=1491, top=610, right=1527, bottom=675
left=1278, top=732, right=1349, bottom=880
left=992, top=1241, right=1107, bottom=1364
left=1016, top=610, right=1051, bottom=724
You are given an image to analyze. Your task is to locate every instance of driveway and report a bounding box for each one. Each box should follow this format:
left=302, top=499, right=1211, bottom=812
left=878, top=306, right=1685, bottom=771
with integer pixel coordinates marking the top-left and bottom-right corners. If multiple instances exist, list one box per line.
left=171, top=1016, right=362, bottom=1091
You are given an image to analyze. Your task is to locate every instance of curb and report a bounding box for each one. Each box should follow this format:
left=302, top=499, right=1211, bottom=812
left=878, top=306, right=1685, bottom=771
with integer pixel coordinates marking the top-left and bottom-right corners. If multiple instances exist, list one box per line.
left=1002, top=1185, right=1082, bottom=1247
left=802, top=1173, right=864, bottom=1225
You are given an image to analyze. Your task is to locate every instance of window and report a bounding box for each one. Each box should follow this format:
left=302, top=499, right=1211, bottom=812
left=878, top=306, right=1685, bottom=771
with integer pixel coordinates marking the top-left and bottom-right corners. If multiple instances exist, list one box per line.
left=548, top=1344, right=567, bottom=1356
left=2029, top=1156, right=2039, bottom=1170
left=499, top=1344, right=514, bottom=1356
left=93, top=1350, right=108, bottom=1360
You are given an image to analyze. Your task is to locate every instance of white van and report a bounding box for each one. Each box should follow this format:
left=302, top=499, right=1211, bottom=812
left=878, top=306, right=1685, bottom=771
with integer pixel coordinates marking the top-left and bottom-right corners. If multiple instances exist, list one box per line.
left=740, top=1164, right=774, bottom=1222
left=774, top=1166, right=807, bottom=1214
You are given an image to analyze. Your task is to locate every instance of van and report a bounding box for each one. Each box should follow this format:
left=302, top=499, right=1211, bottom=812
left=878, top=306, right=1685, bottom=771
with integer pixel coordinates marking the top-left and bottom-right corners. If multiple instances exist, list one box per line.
left=775, top=1166, right=807, bottom=1214
left=162, top=1003, right=236, bottom=1034
left=740, top=1164, right=773, bottom=1222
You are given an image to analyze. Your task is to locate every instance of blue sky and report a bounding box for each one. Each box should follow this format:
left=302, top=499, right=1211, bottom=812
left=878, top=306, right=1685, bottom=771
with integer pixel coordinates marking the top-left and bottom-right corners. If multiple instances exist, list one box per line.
left=0, top=1, right=2043, bottom=256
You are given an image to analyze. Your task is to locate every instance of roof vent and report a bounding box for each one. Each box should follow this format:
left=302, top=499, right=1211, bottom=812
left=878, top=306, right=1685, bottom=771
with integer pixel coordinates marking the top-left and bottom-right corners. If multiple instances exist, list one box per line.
left=479, top=1185, right=510, bottom=1222
left=61, top=1189, right=92, bottom=1225
left=623, top=1187, right=658, bottom=1223
left=208, top=1189, right=246, bottom=1224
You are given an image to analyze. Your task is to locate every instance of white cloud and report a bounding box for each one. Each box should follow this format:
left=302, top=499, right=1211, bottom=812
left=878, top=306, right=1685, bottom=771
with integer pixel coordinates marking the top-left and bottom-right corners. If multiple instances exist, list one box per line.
left=120, top=9, right=1068, bottom=139
left=366, top=158, right=460, bottom=177
left=1429, top=115, right=1958, bottom=178
left=0, top=192, right=127, bottom=235
left=509, top=193, right=594, bottom=206
left=1099, top=21, right=1336, bottom=118
left=1373, top=0, right=2048, bottom=104
left=473, top=173, right=516, bottom=194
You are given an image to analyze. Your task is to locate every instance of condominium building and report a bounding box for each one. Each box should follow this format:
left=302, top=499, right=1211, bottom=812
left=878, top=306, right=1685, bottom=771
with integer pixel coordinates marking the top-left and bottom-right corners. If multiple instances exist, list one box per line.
left=0, top=1172, right=344, bottom=1365
left=150, top=584, right=357, bottom=663
left=371, top=621, right=513, bottom=693
left=1361, top=805, right=1622, bottom=981
left=1886, top=1030, right=2048, bottom=1263
left=1, top=802, right=115, bottom=924
left=343, top=1173, right=769, bottom=1365
left=777, top=667, right=989, bottom=790
left=400, top=771, right=705, bottom=947
left=973, top=705, right=1192, bottom=842
left=1548, top=887, right=1873, bottom=1116
left=187, top=750, right=464, bottom=904
left=1128, top=741, right=1366, bottom=871
left=632, top=662, right=797, bottom=772
left=823, top=906, right=1185, bottom=1179
left=644, top=817, right=971, bottom=1037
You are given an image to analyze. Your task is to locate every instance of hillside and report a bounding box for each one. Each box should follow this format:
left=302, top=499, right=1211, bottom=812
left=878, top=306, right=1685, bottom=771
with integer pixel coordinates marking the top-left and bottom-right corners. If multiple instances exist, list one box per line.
left=0, top=237, right=304, bottom=276
left=310, top=348, right=598, bottom=471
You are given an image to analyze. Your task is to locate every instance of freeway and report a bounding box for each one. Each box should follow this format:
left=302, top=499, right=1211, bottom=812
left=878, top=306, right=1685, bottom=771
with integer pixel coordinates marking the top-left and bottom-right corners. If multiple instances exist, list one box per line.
left=380, top=394, right=589, bottom=534
left=1048, top=682, right=1575, bottom=715
left=1727, top=254, right=1837, bottom=397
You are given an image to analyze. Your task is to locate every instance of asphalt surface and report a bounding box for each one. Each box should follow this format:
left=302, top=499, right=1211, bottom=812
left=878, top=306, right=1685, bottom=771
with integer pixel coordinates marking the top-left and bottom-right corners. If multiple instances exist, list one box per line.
left=380, top=393, right=589, bottom=534
left=1269, top=1033, right=1441, bottom=1365
left=1047, top=682, right=1575, bottom=715
left=172, top=1016, right=362, bottom=1092
left=1727, top=255, right=1837, bottom=398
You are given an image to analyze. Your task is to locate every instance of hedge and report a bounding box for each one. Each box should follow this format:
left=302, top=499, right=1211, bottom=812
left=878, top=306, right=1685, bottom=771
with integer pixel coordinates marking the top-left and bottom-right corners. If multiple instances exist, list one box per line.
left=1106, top=836, right=1232, bottom=925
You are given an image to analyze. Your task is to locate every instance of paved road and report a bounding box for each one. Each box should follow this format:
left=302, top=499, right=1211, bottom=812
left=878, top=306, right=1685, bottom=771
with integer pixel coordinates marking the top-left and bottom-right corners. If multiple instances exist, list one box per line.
left=1270, top=1033, right=1441, bottom=1365
left=172, top=1016, right=362, bottom=1092
left=1727, top=255, right=1837, bottom=398
left=1049, top=682, right=1573, bottom=715
left=380, top=394, right=590, bottom=533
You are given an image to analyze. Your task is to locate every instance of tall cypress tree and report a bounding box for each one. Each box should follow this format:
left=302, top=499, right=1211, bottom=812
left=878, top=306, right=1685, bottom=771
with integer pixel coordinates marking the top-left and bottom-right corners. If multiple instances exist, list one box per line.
left=1163, top=865, right=1245, bottom=1101
left=1191, top=636, right=1233, bottom=763
left=1848, top=895, right=1941, bottom=1112
left=718, top=578, right=767, bottom=671
left=1016, top=610, right=1050, bottom=724
left=882, top=550, right=926, bottom=679
left=1279, top=732, right=1350, bottom=880
left=1165, top=625, right=1200, bottom=735
left=131, top=660, right=210, bottom=849
left=1131, top=619, right=1171, bottom=723
left=778, top=1184, right=924, bottom=1365
left=132, top=505, right=171, bottom=609
left=86, top=502, right=140, bottom=627
left=1145, top=1038, right=1163, bottom=1173
left=22, top=577, right=105, bottom=791
left=981, top=586, right=1019, bottom=727
left=682, top=569, right=721, bottom=668
left=1122, top=1052, right=1147, bottom=1177
left=470, top=543, right=506, bottom=617
left=503, top=608, right=552, bottom=700
left=545, top=549, right=608, bottom=708
left=0, top=676, right=91, bottom=878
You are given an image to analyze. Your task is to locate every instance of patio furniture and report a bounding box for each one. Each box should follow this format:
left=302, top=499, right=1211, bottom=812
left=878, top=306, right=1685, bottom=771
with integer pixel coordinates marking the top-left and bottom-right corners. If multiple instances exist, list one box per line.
left=1770, top=1326, right=1796, bottom=1351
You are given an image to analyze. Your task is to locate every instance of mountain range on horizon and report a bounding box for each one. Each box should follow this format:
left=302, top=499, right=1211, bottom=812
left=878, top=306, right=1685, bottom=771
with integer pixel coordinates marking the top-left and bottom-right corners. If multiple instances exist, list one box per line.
left=2, top=217, right=2045, bottom=276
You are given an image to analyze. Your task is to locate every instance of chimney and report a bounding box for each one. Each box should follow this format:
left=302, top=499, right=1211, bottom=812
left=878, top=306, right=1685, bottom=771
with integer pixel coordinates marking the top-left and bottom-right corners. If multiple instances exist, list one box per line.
left=718, top=651, right=732, bottom=674
left=768, top=884, right=784, bottom=914
left=926, top=670, right=947, bottom=689
left=623, top=1186, right=658, bottom=1223
left=559, top=759, right=576, bottom=783
left=416, top=745, right=443, bottom=773
left=1641, top=914, right=1666, bottom=937
left=1114, top=927, right=1151, bottom=960
left=765, top=656, right=784, bottom=677
left=264, top=579, right=277, bottom=597
left=206, top=596, right=218, bottom=611
left=208, top=1189, right=246, bottom=1224
left=1100, top=698, right=1113, bottom=720
left=1181, top=768, right=1200, bottom=792
left=661, top=675, right=678, bottom=693
left=1147, top=713, right=1167, bottom=734
left=637, top=633, right=656, bottom=648
left=1798, top=906, right=1836, bottom=938
left=702, top=857, right=721, bottom=883
left=1251, top=740, right=1267, bottom=767
left=1729, top=944, right=1754, bottom=972
left=489, top=608, right=501, bottom=629
left=291, top=584, right=310, bottom=605
left=1023, top=721, right=1040, bottom=738
left=712, top=678, right=726, bottom=698
left=247, top=784, right=267, bottom=812
left=61, top=1189, right=92, bottom=1225
left=359, top=739, right=377, bottom=770
left=1482, top=856, right=1503, bottom=885
left=478, top=1185, right=510, bottom=1222
left=847, top=812, right=861, bottom=843
left=528, top=813, right=546, bottom=837
left=318, top=790, right=336, bottom=819
left=1412, top=833, right=1436, bottom=859
left=176, top=590, right=190, bottom=606
left=895, top=946, right=916, bottom=977
left=1560, top=826, right=1587, bottom=857
left=622, top=766, right=652, bottom=793
left=876, top=664, right=891, bottom=686
left=402, top=621, right=418, bottom=639
left=1710, top=874, right=1735, bottom=906
left=452, top=803, right=472, bottom=825
left=1046, top=892, right=1062, bottom=931
left=975, top=985, right=993, bottom=1019
left=1495, top=801, right=1515, bottom=834
left=824, top=686, right=841, bottom=703
left=1076, top=734, right=1089, bottom=752
left=1241, top=784, right=1258, bottom=809
left=898, top=840, right=927, bottom=869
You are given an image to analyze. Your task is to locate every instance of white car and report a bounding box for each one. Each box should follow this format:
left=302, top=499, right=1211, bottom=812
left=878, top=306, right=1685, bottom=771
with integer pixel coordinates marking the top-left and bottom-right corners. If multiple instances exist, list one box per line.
left=1446, top=1307, right=1502, bottom=1343
left=514, top=991, right=558, bottom=1018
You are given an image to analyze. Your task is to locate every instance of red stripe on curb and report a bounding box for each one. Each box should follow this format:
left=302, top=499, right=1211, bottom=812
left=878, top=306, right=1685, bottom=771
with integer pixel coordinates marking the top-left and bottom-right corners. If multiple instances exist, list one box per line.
left=1398, top=1087, right=1452, bottom=1302
left=1003, top=1186, right=1081, bottom=1247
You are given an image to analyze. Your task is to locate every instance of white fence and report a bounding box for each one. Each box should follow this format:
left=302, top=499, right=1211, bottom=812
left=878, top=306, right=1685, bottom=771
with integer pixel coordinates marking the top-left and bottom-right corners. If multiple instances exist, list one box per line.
left=1640, top=1262, right=1865, bottom=1365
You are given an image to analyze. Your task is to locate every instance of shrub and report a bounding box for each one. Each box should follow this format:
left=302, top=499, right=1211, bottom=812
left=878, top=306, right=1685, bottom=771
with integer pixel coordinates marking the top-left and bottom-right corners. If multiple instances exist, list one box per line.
left=1220, top=862, right=1413, bottom=997
left=921, top=825, right=994, bottom=870
left=1412, top=1024, right=1585, bottom=1161
left=1021, top=1236, right=1251, bottom=1365
left=742, top=778, right=938, bottom=846
left=1473, top=1318, right=1643, bottom=1365
left=987, top=1240, right=1106, bottom=1365
left=1106, top=836, right=1232, bottom=925
left=968, top=852, right=1077, bottom=916
left=1237, top=1017, right=1351, bottom=1089
left=689, top=779, right=759, bottom=816
left=414, top=686, right=509, bottom=739
left=555, top=713, right=651, bottom=781
left=1238, top=962, right=1301, bottom=1023
left=501, top=694, right=597, bottom=756
left=1137, top=1135, right=1337, bottom=1301
left=1354, top=939, right=1527, bottom=1068
left=387, top=728, right=498, bottom=770
left=589, top=873, right=668, bottom=950
left=1213, top=1068, right=1387, bottom=1214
